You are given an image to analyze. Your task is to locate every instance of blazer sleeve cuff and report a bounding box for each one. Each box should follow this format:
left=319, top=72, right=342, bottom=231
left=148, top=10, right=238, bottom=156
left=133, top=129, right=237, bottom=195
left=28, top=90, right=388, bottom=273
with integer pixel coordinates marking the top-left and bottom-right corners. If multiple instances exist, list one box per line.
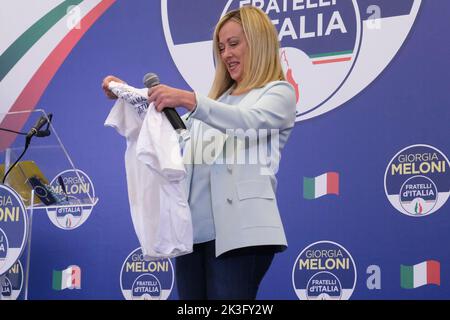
left=188, top=92, right=210, bottom=121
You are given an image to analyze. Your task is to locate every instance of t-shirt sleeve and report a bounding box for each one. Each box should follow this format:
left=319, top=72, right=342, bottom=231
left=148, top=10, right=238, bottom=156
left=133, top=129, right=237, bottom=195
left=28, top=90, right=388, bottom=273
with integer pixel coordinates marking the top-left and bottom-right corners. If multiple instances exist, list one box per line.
left=104, top=98, right=144, bottom=140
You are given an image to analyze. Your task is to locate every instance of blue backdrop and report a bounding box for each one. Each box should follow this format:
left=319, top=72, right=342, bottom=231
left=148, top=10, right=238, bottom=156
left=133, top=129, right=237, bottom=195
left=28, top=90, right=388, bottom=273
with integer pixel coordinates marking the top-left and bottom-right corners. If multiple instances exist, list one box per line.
left=1, top=0, right=449, bottom=300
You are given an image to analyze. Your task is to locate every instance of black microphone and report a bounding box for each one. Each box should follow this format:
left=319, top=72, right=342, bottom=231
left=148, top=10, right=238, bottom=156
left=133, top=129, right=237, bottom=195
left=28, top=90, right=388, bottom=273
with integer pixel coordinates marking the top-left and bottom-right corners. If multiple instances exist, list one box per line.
left=143, top=73, right=188, bottom=136
left=35, top=113, right=52, bottom=137
left=3, top=113, right=53, bottom=184
left=26, top=114, right=51, bottom=139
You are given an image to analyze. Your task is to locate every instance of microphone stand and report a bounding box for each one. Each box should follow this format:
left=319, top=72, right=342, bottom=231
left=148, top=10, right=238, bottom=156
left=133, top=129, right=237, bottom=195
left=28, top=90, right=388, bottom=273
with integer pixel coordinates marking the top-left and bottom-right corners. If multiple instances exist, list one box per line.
left=1, top=114, right=53, bottom=184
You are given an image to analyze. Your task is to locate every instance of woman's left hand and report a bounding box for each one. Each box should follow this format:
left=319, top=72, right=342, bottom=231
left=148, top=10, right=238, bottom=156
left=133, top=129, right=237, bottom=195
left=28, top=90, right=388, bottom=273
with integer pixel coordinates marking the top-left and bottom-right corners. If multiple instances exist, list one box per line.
left=148, top=84, right=196, bottom=112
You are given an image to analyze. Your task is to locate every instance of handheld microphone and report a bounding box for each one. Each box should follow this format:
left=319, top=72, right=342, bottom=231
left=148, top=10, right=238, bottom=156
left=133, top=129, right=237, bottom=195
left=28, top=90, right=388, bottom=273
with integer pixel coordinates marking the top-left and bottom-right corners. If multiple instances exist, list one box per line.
left=143, top=73, right=189, bottom=141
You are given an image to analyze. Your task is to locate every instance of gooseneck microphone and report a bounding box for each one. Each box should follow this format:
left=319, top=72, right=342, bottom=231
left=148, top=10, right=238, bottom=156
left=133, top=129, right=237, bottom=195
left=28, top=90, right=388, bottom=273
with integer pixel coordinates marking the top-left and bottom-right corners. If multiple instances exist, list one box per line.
left=2, top=113, right=53, bottom=184
left=26, top=113, right=52, bottom=139
left=143, top=73, right=189, bottom=140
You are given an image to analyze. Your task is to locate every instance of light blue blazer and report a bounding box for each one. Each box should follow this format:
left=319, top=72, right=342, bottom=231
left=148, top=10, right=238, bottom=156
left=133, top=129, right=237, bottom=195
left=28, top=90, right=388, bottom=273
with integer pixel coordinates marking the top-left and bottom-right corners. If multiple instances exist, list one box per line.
left=182, top=81, right=296, bottom=257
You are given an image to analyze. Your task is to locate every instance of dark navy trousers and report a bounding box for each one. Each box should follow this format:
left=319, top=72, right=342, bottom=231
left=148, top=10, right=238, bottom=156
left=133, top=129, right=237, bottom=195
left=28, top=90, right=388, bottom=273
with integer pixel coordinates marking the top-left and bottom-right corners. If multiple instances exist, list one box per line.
left=175, top=240, right=275, bottom=300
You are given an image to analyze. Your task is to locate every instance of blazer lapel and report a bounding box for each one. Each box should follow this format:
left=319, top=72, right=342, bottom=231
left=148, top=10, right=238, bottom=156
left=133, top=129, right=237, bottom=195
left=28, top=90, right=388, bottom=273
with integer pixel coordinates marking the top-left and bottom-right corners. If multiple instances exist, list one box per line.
left=212, top=88, right=261, bottom=164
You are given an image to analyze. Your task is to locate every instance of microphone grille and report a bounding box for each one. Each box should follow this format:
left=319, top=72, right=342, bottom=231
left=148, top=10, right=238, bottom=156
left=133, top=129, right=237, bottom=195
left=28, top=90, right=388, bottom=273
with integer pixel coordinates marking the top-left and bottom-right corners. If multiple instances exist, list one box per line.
left=143, top=73, right=160, bottom=88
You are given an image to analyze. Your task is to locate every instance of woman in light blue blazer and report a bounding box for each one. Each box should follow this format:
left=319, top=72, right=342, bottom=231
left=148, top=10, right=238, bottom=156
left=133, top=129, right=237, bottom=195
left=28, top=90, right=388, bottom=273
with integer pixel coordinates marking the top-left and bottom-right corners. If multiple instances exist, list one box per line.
left=148, top=6, right=296, bottom=300
left=104, top=6, right=296, bottom=300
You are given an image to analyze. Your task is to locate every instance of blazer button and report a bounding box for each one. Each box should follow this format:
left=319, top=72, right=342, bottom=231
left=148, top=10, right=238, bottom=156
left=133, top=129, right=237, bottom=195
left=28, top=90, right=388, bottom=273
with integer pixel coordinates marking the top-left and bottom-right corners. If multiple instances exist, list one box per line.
left=227, top=197, right=233, bottom=204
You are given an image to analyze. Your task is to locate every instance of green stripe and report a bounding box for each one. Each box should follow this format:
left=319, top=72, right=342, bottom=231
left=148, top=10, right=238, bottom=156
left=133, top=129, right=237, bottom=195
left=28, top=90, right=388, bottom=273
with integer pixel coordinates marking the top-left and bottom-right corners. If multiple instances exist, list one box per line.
left=52, top=270, right=63, bottom=290
left=0, top=0, right=83, bottom=81
left=303, top=177, right=315, bottom=200
left=309, top=50, right=353, bottom=59
left=400, top=265, right=414, bottom=289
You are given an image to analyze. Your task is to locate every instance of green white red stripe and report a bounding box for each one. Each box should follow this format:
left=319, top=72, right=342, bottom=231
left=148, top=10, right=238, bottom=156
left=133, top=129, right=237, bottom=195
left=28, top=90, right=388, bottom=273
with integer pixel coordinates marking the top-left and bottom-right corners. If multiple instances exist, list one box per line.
left=310, top=50, right=353, bottom=65
left=400, top=260, right=440, bottom=289
left=52, top=265, right=81, bottom=290
left=0, top=0, right=83, bottom=81
left=303, top=172, right=339, bottom=199
left=0, top=0, right=116, bottom=150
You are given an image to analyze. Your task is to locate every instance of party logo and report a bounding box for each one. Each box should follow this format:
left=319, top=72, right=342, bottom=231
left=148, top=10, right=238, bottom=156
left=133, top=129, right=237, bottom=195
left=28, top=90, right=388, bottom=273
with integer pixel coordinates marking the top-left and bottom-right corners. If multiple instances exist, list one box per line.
left=120, top=248, right=174, bottom=300
left=384, top=145, right=449, bottom=217
left=162, top=0, right=422, bottom=121
left=292, top=241, right=357, bottom=300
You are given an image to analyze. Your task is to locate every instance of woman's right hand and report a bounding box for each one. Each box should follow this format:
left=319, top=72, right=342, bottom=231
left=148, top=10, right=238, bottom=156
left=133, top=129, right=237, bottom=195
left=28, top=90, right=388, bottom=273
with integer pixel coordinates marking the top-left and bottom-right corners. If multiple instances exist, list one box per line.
left=102, top=75, right=125, bottom=99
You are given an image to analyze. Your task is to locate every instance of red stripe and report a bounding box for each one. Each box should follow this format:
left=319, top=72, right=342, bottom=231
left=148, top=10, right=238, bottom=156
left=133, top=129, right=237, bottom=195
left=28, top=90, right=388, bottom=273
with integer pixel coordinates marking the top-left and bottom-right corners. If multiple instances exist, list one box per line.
left=313, top=57, right=352, bottom=65
left=326, top=172, right=339, bottom=195
left=427, top=260, right=440, bottom=286
left=0, top=0, right=116, bottom=150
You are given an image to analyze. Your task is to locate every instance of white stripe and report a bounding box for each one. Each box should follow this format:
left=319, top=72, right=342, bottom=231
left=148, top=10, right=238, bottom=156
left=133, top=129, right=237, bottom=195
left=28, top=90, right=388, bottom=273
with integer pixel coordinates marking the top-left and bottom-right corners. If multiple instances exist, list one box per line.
left=61, top=266, right=73, bottom=289
left=0, top=0, right=102, bottom=119
left=315, top=173, right=328, bottom=198
left=413, top=261, right=427, bottom=288
left=0, top=0, right=64, bottom=55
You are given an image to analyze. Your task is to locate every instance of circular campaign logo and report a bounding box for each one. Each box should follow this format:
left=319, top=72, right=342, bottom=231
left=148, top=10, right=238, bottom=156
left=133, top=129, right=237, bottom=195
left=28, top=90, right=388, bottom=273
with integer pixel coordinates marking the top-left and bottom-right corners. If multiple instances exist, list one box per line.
left=46, top=169, right=96, bottom=230
left=120, top=248, right=174, bottom=300
left=385, top=145, right=450, bottom=217
left=0, top=185, right=28, bottom=275
left=161, top=0, right=422, bottom=121
left=1, top=260, right=24, bottom=300
left=292, top=241, right=357, bottom=300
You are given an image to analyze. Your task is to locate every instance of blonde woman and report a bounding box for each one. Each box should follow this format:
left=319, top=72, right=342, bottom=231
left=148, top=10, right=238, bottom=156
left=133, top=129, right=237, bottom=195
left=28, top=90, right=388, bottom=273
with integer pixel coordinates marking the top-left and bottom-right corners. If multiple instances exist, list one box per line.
left=103, top=6, right=296, bottom=299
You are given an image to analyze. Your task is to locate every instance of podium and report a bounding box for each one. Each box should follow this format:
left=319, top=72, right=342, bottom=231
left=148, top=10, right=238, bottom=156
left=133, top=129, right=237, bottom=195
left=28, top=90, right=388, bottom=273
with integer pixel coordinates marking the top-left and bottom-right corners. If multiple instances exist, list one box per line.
left=0, top=109, right=98, bottom=300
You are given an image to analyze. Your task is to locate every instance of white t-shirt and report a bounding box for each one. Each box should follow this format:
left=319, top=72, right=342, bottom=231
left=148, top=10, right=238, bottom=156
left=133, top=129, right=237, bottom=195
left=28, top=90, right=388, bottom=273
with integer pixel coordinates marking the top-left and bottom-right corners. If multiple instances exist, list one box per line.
left=104, top=85, right=192, bottom=260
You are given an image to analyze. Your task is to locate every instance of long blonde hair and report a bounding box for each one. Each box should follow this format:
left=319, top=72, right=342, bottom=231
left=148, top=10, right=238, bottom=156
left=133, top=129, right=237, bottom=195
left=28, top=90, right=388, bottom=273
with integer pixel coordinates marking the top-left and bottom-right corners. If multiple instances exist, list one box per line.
left=208, top=6, right=285, bottom=99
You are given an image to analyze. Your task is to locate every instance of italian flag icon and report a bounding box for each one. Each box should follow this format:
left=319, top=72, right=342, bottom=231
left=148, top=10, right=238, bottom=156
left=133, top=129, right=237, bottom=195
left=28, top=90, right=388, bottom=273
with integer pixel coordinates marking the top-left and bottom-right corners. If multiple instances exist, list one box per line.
left=52, top=265, right=81, bottom=290
left=400, top=260, right=440, bottom=289
left=303, top=172, right=339, bottom=199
